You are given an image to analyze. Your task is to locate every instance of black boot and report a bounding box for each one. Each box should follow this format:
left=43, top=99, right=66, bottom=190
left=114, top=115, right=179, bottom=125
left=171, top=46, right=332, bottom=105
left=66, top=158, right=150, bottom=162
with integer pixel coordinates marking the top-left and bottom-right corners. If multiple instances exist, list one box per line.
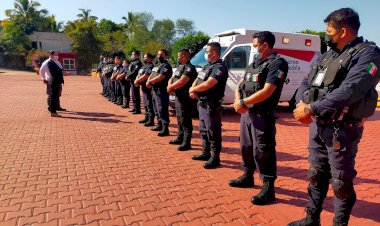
left=158, top=123, right=169, bottom=137
left=151, top=121, right=162, bottom=131
left=139, top=115, right=149, bottom=124
left=178, top=136, right=191, bottom=151
left=251, top=179, right=276, bottom=205
left=192, top=149, right=211, bottom=161
left=121, top=99, right=129, bottom=108
left=203, top=151, right=220, bottom=169
left=144, top=116, right=154, bottom=127
left=228, top=170, right=254, bottom=188
left=169, top=136, right=183, bottom=145
left=333, top=218, right=347, bottom=226
left=288, top=208, right=321, bottom=226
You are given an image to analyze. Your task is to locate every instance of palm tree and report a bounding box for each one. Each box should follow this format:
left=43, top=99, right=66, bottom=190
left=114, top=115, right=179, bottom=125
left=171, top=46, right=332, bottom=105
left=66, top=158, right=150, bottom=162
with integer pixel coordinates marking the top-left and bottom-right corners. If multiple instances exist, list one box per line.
left=5, top=0, right=48, bottom=23
left=122, top=12, right=137, bottom=37
left=77, top=8, right=97, bottom=21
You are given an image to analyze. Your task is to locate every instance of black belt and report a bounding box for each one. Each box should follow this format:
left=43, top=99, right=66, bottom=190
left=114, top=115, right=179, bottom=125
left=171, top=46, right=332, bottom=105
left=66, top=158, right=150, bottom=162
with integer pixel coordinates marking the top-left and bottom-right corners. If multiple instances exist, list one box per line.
left=316, top=117, right=363, bottom=127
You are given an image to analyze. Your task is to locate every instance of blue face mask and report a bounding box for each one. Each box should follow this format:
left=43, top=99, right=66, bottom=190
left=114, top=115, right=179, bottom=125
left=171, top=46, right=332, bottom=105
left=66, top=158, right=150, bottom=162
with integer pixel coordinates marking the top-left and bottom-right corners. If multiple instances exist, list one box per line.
left=252, top=44, right=264, bottom=61
left=131, top=55, right=135, bottom=61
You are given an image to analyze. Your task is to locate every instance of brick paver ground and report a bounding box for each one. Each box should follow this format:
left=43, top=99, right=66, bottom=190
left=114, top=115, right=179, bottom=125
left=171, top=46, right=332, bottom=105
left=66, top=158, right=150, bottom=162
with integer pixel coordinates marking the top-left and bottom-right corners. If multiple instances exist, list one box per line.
left=0, top=69, right=379, bottom=226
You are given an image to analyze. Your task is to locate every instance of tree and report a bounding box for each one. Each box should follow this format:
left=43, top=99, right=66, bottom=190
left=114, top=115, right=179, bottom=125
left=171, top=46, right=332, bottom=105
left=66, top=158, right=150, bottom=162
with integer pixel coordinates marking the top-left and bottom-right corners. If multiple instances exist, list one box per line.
left=175, top=19, right=195, bottom=37
left=99, top=30, right=128, bottom=55
left=5, top=0, right=48, bottom=34
left=97, top=19, right=121, bottom=35
left=298, top=29, right=327, bottom=53
left=77, top=8, right=97, bottom=21
left=171, top=32, right=210, bottom=62
left=65, top=19, right=102, bottom=73
left=0, top=19, right=30, bottom=54
left=151, top=19, right=176, bottom=48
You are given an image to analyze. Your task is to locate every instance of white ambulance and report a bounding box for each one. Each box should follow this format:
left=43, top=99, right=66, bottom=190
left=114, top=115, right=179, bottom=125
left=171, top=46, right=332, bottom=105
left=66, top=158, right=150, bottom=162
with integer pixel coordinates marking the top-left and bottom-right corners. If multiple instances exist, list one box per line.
left=186, top=28, right=321, bottom=107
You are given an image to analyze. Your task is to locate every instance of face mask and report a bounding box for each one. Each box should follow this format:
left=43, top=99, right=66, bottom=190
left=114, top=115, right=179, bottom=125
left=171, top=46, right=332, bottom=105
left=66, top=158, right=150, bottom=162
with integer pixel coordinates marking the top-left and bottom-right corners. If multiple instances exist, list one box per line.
left=204, top=53, right=209, bottom=62
left=252, top=44, right=264, bottom=61
left=158, top=56, right=165, bottom=63
left=54, top=55, right=59, bottom=61
left=131, top=55, right=136, bottom=61
left=325, top=34, right=338, bottom=50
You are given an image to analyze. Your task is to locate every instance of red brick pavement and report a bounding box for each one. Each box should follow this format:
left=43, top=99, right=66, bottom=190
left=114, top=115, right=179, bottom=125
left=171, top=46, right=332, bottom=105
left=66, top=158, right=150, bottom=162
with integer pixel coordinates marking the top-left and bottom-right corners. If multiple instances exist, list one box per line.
left=0, top=69, right=379, bottom=226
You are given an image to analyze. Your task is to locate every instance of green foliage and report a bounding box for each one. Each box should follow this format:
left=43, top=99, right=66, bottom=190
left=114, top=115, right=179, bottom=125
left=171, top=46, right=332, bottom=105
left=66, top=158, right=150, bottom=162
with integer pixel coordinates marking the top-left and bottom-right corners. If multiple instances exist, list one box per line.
left=171, top=32, right=210, bottom=62
left=65, top=19, right=102, bottom=72
left=0, top=20, right=30, bottom=54
left=175, top=19, right=195, bottom=37
left=99, top=30, right=128, bottom=56
left=25, top=49, right=49, bottom=68
left=297, top=29, right=327, bottom=53
left=97, top=19, right=122, bottom=35
left=151, top=19, right=176, bottom=48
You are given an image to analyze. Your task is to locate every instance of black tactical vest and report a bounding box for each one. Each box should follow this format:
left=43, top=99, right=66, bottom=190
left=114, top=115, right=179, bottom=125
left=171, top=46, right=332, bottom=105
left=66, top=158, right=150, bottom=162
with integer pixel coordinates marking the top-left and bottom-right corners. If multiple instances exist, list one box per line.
left=196, top=61, right=226, bottom=103
left=239, top=55, right=282, bottom=110
left=308, top=41, right=378, bottom=119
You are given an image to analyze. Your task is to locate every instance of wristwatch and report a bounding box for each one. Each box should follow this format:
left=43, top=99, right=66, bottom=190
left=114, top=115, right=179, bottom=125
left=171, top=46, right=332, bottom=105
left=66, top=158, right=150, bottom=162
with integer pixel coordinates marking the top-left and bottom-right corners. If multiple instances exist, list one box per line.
left=239, top=99, right=247, bottom=107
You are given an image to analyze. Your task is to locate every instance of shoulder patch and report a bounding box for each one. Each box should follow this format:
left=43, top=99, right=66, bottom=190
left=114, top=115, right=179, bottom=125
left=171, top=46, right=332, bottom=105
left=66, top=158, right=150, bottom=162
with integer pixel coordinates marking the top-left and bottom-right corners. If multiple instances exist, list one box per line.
left=162, top=68, right=168, bottom=73
left=367, top=62, right=378, bottom=77
left=275, top=70, right=285, bottom=80
left=214, top=68, right=223, bottom=77
left=185, top=66, right=192, bottom=72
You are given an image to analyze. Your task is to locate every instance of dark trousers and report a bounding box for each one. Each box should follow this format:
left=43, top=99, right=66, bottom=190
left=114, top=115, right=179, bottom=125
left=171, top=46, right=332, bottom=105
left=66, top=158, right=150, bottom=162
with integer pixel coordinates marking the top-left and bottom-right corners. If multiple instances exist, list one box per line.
left=47, top=82, right=61, bottom=113
left=142, top=86, right=154, bottom=118
left=152, top=90, right=169, bottom=124
left=115, top=81, right=122, bottom=102
left=240, top=112, right=277, bottom=180
left=121, top=80, right=130, bottom=103
left=47, top=83, right=62, bottom=112
left=306, top=120, right=362, bottom=222
left=130, top=79, right=141, bottom=111
left=100, top=76, right=105, bottom=94
left=198, top=102, right=222, bottom=153
left=175, top=94, right=193, bottom=140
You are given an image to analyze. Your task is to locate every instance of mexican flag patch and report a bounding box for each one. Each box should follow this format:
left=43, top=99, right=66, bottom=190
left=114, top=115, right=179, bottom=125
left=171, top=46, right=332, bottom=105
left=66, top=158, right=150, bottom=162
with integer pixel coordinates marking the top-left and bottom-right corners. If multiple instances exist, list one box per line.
left=275, top=70, right=285, bottom=80
left=367, top=62, right=378, bottom=77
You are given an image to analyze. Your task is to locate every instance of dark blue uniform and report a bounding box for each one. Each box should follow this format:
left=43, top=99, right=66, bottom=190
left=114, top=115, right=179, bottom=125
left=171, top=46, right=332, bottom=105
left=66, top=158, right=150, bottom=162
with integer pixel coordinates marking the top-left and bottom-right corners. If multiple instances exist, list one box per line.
left=120, top=65, right=130, bottom=108
left=239, top=53, right=288, bottom=181
left=127, top=59, right=143, bottom=113
left=97, top=60, right=106, bottom=95
left=295, top=37, right=380, bottom=223
left=114, top=64, right=123, bottom=105
left=151, top=61, right=172, bottom=126
left=196, top=59, right=228, bottom=156
left=172, top=62, right=197, bottom=149
left=139, top=63, right=155, bottom=122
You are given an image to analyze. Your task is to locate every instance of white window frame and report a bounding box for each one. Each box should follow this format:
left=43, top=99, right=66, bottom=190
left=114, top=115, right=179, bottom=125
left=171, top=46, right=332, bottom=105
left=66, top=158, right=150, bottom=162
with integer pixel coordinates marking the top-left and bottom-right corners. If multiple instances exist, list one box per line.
left=63, top=58, right=76, bottom=70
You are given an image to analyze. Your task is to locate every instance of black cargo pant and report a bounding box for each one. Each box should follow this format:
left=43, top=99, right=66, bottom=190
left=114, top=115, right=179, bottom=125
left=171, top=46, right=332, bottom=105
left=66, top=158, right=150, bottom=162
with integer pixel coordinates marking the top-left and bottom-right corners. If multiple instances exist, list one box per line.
left=174, top=92, right=193, bottom=140
left=152, top=89, right=170, bottom=125
left=47, top=82, right=62, bottom=113
left=198, top=101, right=222, bottom=153
left=306, top=120, right=362, bottom=223
left=240, top=111, right=277, bottom=180
left=130, top=79, right=141, bottom=111
left=141, top=85, right=154, bottom=119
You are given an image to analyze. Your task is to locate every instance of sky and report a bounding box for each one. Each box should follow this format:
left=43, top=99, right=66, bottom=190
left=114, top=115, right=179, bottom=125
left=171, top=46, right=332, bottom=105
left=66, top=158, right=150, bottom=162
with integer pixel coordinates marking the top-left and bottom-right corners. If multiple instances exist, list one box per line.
left=1, top=0, right=380, bottom=45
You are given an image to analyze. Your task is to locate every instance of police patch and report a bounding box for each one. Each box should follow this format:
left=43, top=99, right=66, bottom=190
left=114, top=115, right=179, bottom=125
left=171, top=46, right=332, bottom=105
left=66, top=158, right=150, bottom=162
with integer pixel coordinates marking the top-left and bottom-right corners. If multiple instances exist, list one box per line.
left=185, top=67, right=192, bottom=72
left=252, top=74, right=259, bottom=82
left=367, top=62, right=378, bottom=77
left=162, top=68, right=168, bottom=73
left=245, top=73, right=251, bottom=80
left=275, top=70, right=285, bottom=80
left=214, top=69, right=222, bottom=77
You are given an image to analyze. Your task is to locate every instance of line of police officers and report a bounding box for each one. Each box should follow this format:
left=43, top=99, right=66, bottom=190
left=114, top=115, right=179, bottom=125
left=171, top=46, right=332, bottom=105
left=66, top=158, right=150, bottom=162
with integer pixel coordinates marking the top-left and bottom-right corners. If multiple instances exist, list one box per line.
left=95, top=8, right=380, bottom=226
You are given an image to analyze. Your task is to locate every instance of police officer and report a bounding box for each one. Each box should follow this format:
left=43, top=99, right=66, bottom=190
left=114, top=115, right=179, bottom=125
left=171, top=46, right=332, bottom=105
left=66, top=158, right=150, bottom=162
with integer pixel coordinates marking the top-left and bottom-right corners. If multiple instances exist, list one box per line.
left=146, top=49, right=173, bottom=136
left=189, top=42, right=228, bottom=169
left=96, top=55, right=106, bottom=96
left=126, top=50, right=143, bottom=114
left=111, top=56, right=124, bottom=106
left=135, top=54, right=155, bottom=126
left=118, top=60, right=131, bottom=109
left=228, top=31, right=288, bottom=205
left=167, top=48, right=197, bottom=151
left=290, top=8, right=380, bottom=226
left=103, top=58, right=115, bottom=101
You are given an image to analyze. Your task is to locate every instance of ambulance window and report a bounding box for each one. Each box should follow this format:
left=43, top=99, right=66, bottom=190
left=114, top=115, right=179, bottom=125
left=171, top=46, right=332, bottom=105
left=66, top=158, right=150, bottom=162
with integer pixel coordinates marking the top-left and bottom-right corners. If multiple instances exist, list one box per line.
left=224, top=46, right=251, bottom=69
